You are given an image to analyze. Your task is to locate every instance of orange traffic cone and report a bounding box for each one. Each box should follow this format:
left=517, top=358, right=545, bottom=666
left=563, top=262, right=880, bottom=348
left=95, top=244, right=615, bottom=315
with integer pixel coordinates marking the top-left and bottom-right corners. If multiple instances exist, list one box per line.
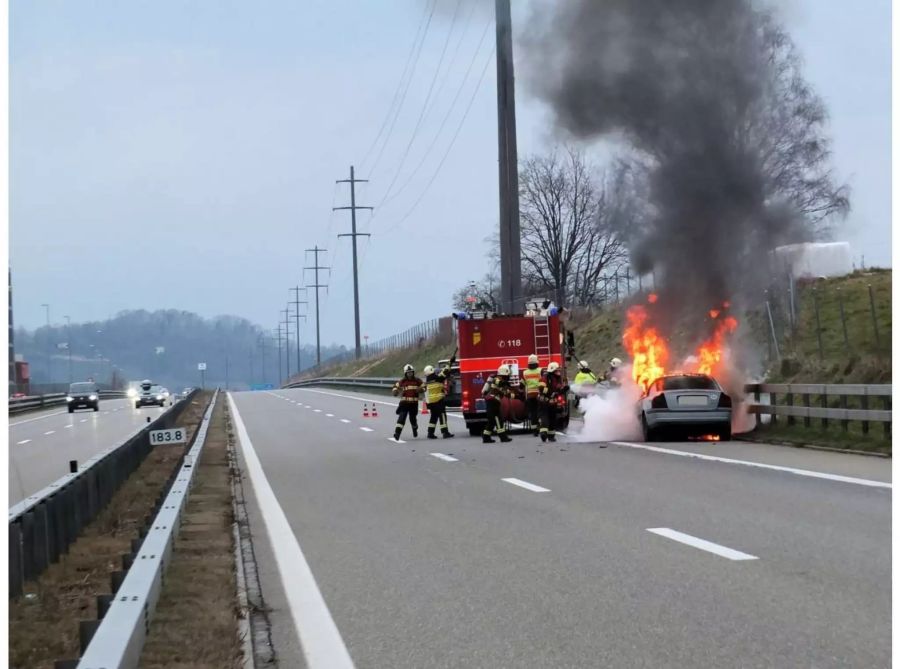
left=421, top=401, right=429, bottom=415
left=362, top=403, right=369, bottom=418
left=371, top=404, right=379, bottom=417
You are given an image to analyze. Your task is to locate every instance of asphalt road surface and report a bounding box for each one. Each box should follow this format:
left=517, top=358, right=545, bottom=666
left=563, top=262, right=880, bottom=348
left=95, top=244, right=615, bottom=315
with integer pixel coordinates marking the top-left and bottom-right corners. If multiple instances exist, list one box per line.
left=8, top=398, right=174, bottom=505
left=229, top=387, right=891, bottom=669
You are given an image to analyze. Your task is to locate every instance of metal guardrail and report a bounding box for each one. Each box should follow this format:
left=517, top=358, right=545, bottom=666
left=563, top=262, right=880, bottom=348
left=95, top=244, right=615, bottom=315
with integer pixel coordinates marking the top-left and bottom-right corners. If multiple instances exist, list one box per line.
left=76, top=390, right=219, bottom=669
left=8, top=390, right=201, bottom=598
left=9, top=390, right=127, bottom=415
left=746, top=382, right=891, bottom=436
left=287, top=376, right=395, bottom=391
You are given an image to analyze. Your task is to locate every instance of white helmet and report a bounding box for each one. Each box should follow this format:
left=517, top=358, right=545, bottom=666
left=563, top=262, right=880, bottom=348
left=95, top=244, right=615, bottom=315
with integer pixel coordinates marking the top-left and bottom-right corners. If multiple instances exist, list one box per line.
left=578, top=360, right=589, bottom=370
left=423, top=365, right=435, bottom=375
left=528, top=354, right=539, bottom=365
left=610, top=357, right=623, bottom=369
left=497, top=364, right=511, bottom=376
left=403, top=364, right=414, bottom=374
left=547, top=361, right=560, bottom=373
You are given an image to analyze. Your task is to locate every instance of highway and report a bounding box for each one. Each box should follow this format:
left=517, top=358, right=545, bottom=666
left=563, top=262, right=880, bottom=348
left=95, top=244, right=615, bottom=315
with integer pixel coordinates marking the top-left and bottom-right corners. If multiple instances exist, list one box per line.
left=8, top=398, right=174, bottom=506
left=230, top=387, right=890, bottom=669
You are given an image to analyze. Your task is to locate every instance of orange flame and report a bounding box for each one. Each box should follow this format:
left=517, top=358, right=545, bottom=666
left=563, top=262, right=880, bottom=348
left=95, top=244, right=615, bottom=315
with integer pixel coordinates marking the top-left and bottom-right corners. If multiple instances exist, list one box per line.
left=648, top=293, right=659, bottom=304
left=696, top=312, right=738, bottom=377
left=623, top=304, right=669, bottom=392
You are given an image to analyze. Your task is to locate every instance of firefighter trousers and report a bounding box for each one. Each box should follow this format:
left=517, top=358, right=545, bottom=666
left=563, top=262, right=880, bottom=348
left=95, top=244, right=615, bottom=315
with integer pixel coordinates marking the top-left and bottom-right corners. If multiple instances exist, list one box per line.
left=483, top=398, right=508, bottom=437
left=395, top=402, right=418, bottom=437
left=526, top=395, right=540, bottom=434
left=427, top=400, right=451, bottom=436
left=540, top=401, right=558, bottom=438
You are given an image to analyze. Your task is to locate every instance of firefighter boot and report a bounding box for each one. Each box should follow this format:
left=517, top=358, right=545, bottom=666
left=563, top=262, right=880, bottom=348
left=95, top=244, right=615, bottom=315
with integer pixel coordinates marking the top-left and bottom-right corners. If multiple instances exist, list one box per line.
left=540, top=430, right=548, bottom=443
left=427, top=428, right=438, bottom=440
left=393, top=426, right=402, bottom=441
left=412, top=425, right=418, bottom=438
left=442, top=430, right=455, bottom=439
left=548, top=434, right=557, bottom=443
left=482, top=432, right=496, bottom=444
left=499, top=433, right=512, bottom=443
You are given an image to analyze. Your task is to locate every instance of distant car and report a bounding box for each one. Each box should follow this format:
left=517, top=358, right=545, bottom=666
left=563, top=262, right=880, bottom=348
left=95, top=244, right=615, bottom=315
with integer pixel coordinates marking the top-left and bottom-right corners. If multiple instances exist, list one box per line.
left=638, top=373, right=732, bottom=442
left=67, top=382, right=100, bottom=413
left=135, top=380, right=166, bottom=408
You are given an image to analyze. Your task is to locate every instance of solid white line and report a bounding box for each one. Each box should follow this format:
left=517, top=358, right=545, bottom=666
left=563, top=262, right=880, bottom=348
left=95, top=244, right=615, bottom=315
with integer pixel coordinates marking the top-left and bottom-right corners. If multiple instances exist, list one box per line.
left=9, top=410, right=67, bottom=426
left=502, top=477, right=550, bottom=493
left=16, top=439, right=31, bottom=445
left=359, top=427, right=373, bottom=432
left=430, top=453, right=459, bottom=462
left=44, top=430, right=55, bottom=435
left=340, top=419, right=351, bottom=424
left=228, top=394, right=355, bottom=669
left=612, top=441, right=891, bottom=489
left=647, top=528, right=759, bottom=561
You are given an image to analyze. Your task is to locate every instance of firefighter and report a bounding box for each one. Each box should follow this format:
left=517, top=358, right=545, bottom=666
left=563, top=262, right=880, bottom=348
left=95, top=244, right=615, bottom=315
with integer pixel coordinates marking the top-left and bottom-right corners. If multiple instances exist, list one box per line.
left=424, top=359, right=455, bottom=439
left=573, top=360, right=599, bottom=409
left=391, top=364, right=423, bottom=440
left=521, top=353, right=543, bottom=436
left=482, top=364, right=513, bottom=443
left=603, top=357, right=624, bottom=387
left=538, top=361, right=569, bottom=442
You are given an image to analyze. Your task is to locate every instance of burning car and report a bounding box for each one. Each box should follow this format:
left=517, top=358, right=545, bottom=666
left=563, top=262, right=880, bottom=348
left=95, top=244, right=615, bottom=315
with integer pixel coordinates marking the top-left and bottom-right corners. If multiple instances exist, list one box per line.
left=638, top=373, right=732, bottom=442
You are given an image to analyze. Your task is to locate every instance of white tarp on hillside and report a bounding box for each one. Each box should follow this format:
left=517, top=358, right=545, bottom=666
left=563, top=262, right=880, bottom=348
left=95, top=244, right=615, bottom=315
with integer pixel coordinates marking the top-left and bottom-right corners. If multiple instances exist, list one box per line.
left=772, top=242, right=853, bottom=278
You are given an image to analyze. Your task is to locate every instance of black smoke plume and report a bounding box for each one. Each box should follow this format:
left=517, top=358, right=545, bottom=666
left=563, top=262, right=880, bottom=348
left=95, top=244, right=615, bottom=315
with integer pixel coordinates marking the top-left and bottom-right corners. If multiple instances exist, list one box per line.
left=523, top=0, right=848, bottom=337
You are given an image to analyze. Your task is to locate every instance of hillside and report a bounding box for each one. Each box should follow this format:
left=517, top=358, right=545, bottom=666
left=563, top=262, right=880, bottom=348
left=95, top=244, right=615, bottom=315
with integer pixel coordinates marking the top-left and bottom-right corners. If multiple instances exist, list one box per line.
left=312, top=269, right=891, bottom=385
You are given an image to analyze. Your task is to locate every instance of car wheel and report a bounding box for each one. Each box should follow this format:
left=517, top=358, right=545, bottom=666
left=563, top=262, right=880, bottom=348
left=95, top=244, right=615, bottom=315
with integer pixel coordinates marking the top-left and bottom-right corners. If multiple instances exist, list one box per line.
left=641, top=414, right=656, bottom=442
left=93, top=405, right=99, bottom=412
left=68, top=407, right=74, bottom=414
left=719, top=426, right=732, bottom=441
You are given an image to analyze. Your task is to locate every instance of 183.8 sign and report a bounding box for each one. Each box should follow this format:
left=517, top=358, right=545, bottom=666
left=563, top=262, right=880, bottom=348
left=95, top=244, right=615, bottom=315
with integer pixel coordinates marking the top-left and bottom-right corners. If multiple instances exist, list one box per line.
left=150, top=427, right=187, bottom=446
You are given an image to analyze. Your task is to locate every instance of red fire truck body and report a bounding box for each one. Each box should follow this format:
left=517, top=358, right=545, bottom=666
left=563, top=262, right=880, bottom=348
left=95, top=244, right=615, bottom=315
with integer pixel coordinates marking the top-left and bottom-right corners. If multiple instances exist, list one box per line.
left=455, top=310, right=570, bottom=436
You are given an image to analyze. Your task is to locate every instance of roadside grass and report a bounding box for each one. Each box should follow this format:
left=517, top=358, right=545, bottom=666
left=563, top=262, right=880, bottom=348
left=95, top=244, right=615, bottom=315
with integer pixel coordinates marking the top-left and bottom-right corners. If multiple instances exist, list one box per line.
left=742, top=421, right=891, bottom=456
left=8, top=394, right=212, bottom=669
left=140, top=399, right=242, bottom=669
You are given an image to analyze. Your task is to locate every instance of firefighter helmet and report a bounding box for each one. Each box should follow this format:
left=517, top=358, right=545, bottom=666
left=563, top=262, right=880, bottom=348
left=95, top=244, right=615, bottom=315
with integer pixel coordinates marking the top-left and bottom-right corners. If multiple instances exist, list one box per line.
left=547, top=362, right=560, bottom=373
left=578, top=360, right=590, bottom=371
left=497, top=364, right=511, bottom=376
left=528, top=354, right=539, bottom=365
left=403, top=364, right=414, bottom=374
left=610, top=357, right=623, bottom=369
left=423, top=365, right=435, bottom=375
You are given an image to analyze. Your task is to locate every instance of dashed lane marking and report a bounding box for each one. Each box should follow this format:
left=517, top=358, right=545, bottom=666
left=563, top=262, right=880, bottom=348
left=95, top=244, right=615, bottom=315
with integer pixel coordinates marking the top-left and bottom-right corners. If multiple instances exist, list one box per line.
left=502, top=477, right=550, bottom=493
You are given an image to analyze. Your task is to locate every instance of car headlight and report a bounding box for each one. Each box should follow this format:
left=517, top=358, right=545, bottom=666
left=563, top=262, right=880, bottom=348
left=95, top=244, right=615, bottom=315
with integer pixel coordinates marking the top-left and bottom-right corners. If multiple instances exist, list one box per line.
left=156, top=395, right=163, bottom=400
left=89, top=394, right=98, bottom=401
left=66, top=396, right=73, bottom=402
left=127, top=388, right=137, bottom=398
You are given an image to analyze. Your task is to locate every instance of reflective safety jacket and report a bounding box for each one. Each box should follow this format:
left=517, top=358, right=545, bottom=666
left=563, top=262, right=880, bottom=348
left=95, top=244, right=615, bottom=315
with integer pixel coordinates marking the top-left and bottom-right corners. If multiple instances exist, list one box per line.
left=425, top=368, right=450, bottom=404
left=574, top=370, right=598, bottom=386
left=393, top=376, right=423, bottom=403
left=521, top=364, right=543, bottom=397
left=539, top=372, right=567, bottom=399
left=482, top=375, right=511, bottom=401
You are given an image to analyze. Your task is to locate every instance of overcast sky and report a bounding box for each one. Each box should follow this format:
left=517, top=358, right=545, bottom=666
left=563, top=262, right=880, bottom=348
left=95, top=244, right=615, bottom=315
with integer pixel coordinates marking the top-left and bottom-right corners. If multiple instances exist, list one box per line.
left=9, top=0, right=891, bottom=347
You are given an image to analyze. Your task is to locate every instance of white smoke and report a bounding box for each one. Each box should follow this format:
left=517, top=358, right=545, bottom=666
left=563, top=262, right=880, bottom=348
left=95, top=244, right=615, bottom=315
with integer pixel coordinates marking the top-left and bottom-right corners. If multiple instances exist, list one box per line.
left=571, top=377, right=644, bottom=443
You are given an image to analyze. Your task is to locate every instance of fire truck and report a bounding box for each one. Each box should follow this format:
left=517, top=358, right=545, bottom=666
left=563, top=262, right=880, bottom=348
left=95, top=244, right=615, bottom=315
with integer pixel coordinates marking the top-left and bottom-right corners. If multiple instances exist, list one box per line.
left=453, top=301, right=572, bottom=436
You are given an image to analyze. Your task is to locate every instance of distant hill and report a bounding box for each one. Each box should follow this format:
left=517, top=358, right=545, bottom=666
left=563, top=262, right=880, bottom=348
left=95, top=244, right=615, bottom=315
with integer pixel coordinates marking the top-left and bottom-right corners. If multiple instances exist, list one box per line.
left=13, top=309, right=348, bottom=392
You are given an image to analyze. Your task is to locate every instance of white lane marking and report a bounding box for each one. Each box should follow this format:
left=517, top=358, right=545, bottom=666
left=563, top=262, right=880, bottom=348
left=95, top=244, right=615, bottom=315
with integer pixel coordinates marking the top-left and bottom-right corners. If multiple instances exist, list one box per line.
left=228, top=395, right=355, bottom=669
left=16, top=439, right=31, bottom=445
left=612, top=441, right=891, bottom=489
left=297, top=388, right=467, bottom=421
left=340, top=419, right=351, bottom=424
left=359, top=427, right=373, bottom=432
left=44, top=430, right=55, bottom=435
left=9, top=410, right=67, bottom=426
left=64, top=424, right=73, bottom=429
left=647, top=528, right=759, bottom=561
left=502, top=477, right=550, bottom=493
left=430, top=453, right=459, bottom=462
left=389, top=438, right=407, bottom=444
left=80, top=419, right=88, bottom=423
left=103, top=411, right=109, bottom=414
left=313, top=409, right=322, bottom=413
left=325, top=413, right=334, bottom=417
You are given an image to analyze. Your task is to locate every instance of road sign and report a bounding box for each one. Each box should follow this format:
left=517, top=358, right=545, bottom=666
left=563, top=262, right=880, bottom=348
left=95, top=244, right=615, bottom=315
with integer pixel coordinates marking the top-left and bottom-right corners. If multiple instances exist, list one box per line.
left=197, top=362, right=207, bottom=371
left=149, top=427, right=188, bottom=446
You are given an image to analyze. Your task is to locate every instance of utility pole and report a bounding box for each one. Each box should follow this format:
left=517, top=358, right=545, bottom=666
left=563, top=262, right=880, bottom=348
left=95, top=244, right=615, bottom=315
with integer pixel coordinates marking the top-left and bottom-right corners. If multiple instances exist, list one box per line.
left=41, top=303, right=51, bottom=386
left=334, top=165, right=373, bottom=359
left=495, top=0, right=522, bottom=315
left=64, top=315, right=73, bottom=383
left=290, top=286, right=308, bottom=375
left=274, top=326, right=283, bottom=387
left=281, top=308, right=292, bottom=383
left=257, top=333, right=267, bottom=386
left=304, top=247, right=329, bottom=367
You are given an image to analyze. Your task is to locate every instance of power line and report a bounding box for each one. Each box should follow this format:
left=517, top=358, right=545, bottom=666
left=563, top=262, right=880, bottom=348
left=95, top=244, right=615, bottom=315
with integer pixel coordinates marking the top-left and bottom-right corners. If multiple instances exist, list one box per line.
left=375, top=0, right=465, bottom=208
left=366, top=0, right=439, bottom=178
left=379, top=44, right=495, bottom=237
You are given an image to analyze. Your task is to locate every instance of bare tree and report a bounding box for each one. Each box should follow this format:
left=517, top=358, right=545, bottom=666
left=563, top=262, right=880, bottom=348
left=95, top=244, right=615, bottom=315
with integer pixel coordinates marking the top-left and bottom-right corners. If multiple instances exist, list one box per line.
left=519, top=147, right=626, bottom=306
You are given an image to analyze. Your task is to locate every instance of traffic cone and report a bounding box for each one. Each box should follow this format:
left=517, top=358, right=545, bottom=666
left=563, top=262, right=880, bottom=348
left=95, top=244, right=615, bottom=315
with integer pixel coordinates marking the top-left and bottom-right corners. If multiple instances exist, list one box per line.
left=371, top=404, right=378, bottom=417
left=421, top=401, right=429, bottom=415
left=362, top=403, right=369, bottom=418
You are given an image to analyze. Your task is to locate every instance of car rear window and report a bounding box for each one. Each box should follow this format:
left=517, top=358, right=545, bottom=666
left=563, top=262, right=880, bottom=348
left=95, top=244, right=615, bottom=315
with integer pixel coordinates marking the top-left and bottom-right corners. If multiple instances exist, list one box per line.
left=662, top=376, right=717, bottom=391
left=69, top=383, right=97, bottom=393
